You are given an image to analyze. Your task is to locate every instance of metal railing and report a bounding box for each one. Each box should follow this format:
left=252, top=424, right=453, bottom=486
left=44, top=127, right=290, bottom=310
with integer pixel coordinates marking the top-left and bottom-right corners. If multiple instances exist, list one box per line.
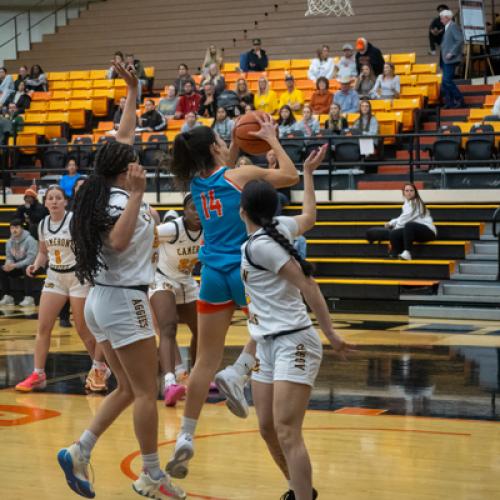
left=493, top=206, right=500, bottom=281
left=467, top=31, right=500, bottom=83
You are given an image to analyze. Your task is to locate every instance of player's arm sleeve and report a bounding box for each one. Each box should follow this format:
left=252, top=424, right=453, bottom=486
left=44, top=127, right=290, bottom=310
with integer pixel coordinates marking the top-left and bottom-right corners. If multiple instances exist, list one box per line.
left=251, top=238, right=293, bottom=274
left=157, top=221, right=178, bottom=243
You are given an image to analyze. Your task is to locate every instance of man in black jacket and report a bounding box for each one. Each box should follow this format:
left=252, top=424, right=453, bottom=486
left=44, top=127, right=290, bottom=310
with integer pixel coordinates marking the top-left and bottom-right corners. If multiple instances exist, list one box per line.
left=16, top=188, right=47, bottom=240
left=242, top=38, right=269, bottom=72
left=198, top=83, right=218, bottom=118
left=355, top=37, right=385, bottom=76
left=139, top=99, right=167, bottom=131
left=428, top=4, right=449, bottom=55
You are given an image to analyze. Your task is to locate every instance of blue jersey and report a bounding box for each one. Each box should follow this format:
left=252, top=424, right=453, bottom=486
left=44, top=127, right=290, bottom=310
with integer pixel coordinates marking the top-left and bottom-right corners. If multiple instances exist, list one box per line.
left=191, top=167, right=247, bottom=271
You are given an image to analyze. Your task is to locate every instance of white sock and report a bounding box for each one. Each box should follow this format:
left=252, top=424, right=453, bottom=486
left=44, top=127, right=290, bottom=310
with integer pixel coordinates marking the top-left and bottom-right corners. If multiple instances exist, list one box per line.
left=175, top=363, right=187, bottom=379
left=287, top=479, right=293, bottom=490
left=92, top=360, right=107, bottom=371
left=78, top=429, right=98, bottom=460
left=34, top=368, right=45, bottom=376
left=180, top=416, right=197, bottom=436
left=142, top=452, right=164, bottom=481
left=233, top=352, right=256, bottom=376
left=164, top=372, right=176, bottom=387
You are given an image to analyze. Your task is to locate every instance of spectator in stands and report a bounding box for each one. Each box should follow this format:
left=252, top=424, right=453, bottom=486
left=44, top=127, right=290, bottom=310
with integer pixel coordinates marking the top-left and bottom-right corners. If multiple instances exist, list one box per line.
left=241, top=38, right=268, bottom=72
left=7, top=81, right=31, bottom=112
left=14, top=65, right=29, bottom=91
left=106, top=51, right=124, bottom=79
left=307, top=45, right=335, bottom=81
left=335, top=43, right=358, bottom=79
left=235, top=156, right=253, bottom=167
left=113, top=96, right=126, bottom=129
left=324, top=102, right=348, bottom=134
left=355, top=38, right=385, bottom=76
left=201, top=63, right=226, bottom=96
left=158, top=85, right=179, bottom=118
left=25, top=64, right=47, bottom=92
left=0, top=67, right=14, bottom=107
left=428, top=4, right=449, bottom=55
left=277, top=105, right=297, bottom=137
left=175, top=81, right=201, bottom=119
left=353, top=99, right=379, bottom=137
left=244, top=103, right=256, bottom=113
left=295, top=105, right=320, bottom=137
left=212, top=106, right=234, bottom=140
left=310, top=76, right=333, bottom=115
left=15, top=188, right=48, bottom=239
left=198, top=82, right=218, bottom=118
left=254, top=76, right=278, bottom=114
left=354, top=64, right=377, bottom=99
left=180, top=111, right=201, bottom=133
left=59, top=159, right=82, bottom=198
left=0, top=103, right=24, bottom=142
left=439, top=9, right=465, bottom=108
left=333, top=76, right=360, bottom=113
left=235, top=78, right=254, bottom=113
left=372, top=62, right=400, bottom=99
left=279, top=75, right=304, bottom=112
left=0, top=219, right=38, bottom=307
left=139, top=99, right=167, bottom=131
left=202, top=45, right=224, bottom=76
left=366, top=184, right=436, bottom=260
left=173, top=64, right=196, bottom=96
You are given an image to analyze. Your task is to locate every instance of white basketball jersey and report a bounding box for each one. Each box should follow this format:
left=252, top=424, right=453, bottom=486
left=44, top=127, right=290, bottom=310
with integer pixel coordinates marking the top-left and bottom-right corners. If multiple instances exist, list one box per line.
left=157, top=216, right=202, bottom=282
left=38, top=211, right=76, bottom=270
left=95, top=188, right=158, bottom=287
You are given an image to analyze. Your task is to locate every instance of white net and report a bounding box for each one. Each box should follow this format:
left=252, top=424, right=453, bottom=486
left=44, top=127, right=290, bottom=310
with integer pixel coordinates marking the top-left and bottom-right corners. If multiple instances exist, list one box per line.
left=305, top=0, right=354, bottom=16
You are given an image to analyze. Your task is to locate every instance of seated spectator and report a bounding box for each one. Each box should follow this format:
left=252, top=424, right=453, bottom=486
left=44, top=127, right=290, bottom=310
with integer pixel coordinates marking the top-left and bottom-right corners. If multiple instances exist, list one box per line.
left=16, top=188, right=48, bottom=239
left=333, top=76, right=360, bottom=114
left=212, top=106, right=234, bottom=140
left=372, top=62, right=400, bottom=99
left=180, top=111, right=201, bottom=133
left=279, top=75, right=304, bottom=112
left=244, top=103, right=256, bottom=113
left=355, top=37, right=385, bottom=76
left=106, top=51, right=124, bottom=79
left=0, top=103, right=24, bottom=144
left=25, top=64, right=47, bottom=92
left=0, top=219, right=38, bottom=307
left=295, top=105, right=320, bottom=137
left=202, top=45, right=223, bottom=76
left=173, top=64, right=196, bottom=96
left=254, top=77, right=278, bottom=114
left=201, top=63, right=225, bottom=96
left=310, top=77, right=333, bottom=115
left=139, top=99, right=167, bottom=131
left=175, top=81, right=201, bottom=119
left=198, top=82, right=218, bottom=118
left=354, top=64, right=377, bottom=99
left=324, top=102, right=348, bottom=134
left=113, top=97, right=125, bottom=129
left=59, top=159, right=82, bottom=198
left=216, top=89, right=241, bottom=117
left=0, top=67, right=14, bottom=107
left=353, top=99, right=379, bottom=137
left=277, top=105, right=297, bottom=137
left=335, top=43, right=358, bottom=79
left=241, top=38, right=268, bottom=72
left=14, top=65, right=29, bottom=91
left=158, top=85, right=179, bottom=118
left=7, top=81, right=31, bottom=112
left=236, top=155, right=253, bottom=167
left=308, top=45, right=335, bottom=81
left=366, top=184, right=436, bottom=260
left=235, top=78, right=254, bottom=113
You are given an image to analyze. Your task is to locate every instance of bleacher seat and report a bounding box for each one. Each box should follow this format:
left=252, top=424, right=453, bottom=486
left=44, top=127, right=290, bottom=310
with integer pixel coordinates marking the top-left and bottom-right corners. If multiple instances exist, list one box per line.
left=466, top=124, right=495, bottom=164
left=390, top=53, right=416, bottom=65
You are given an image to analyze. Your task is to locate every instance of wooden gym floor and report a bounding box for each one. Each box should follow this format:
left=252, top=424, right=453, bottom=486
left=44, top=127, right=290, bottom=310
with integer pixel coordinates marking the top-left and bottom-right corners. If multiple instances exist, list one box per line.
left=1, top=308, right=500, bottom=499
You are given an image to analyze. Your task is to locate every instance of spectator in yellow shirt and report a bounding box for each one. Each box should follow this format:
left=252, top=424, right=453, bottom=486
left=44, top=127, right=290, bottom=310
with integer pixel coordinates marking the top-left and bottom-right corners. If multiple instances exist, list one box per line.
left=279, top=75, right=304, bottom=112
left=253, top=76, right=278, bottom=114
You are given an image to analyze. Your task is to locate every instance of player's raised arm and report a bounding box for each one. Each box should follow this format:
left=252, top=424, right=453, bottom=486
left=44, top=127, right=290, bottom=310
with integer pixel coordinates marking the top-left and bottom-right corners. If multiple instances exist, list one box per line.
left=114, top=62, right=139, bottom=146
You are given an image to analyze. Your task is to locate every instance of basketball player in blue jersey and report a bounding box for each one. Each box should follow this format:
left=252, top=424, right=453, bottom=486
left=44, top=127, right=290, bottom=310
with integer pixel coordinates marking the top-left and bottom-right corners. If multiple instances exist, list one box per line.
left=166, top=115, right=299, bottom=479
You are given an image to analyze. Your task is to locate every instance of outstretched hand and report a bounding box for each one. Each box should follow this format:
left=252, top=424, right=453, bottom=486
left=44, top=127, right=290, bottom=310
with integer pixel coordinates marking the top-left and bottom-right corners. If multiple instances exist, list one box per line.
left=112, top=61, right=138, bottom=89
left=303, top=144, right=328, bottom=174
left=329, top=334, right=356, bottom=361
left=127, top=163, right=146, bottom=195
left=248, top=112, right=279, bottom=145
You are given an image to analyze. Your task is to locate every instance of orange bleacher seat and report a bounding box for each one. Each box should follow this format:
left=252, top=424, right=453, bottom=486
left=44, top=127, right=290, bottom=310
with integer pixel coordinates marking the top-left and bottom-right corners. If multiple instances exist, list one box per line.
left=51, top=80, right=71, bottom=91
left=222, top=62, right=239, bottom=72
left=271, top=81, right=287, bottom=91
left=394, top=64, right=411, bottom=75
left=72, top=80, right=92, bottom=90
left=96, top=121, right=114, bottom=131
left=47, top=72, right=69, bottom=81
left=401, top=85, right=429, bottom=100
left=16, top=133, right=38, bottom=154
left=49, top=100, right=69, bottom=111
left=416, top=74, right=440, bottom=104
left=377, top=111, right=403, bottom=143
left=290, top=59, right=311, bottom=69
left=246, top=72, right=266, bottom=82
left=114, top=79, right=127, bottom=88
left=92, top=88, right=115, bottom=99
left=267, top=69, right=286, bottom=81
left=391, top=98, right=420, bottom=131
left=493, top=82, right=500, bottom=95
left=91, top=96, right=109, bottom=117
left=68, top=109, right=86, bottom=128
left=222, top=72, right=239, bottom=85
left=399, top=75, right=417, bottom=86
left=29, top=101, right=49, bottom=112
left=296, top=79, right=315, bottom=91
left=69, top=99, right=92, bottom=111
left=90, top=69, right=107, bottom=80
left=192, top=74, right=203, bottom=86
left=383, top=54, right=390, bottom=62
left=69, top=70, right=90, bottom=80
left=248, top=81, right=258, bottom=92
left=166, top=130, right=179, bottom=142
left=113, top=83, right=127, bottom=102
left=145, top=67, right=155, bottom=78
left=484, top=94, right=498, bottom=107
left=369, top=100, right=391, bottom=112
left=47, top=112, right=69, bottom=123
left=469, top=108, right=493, bottom=121
left=303, top=89, right=314, bottom=101
left=72, top=90, right=93, bottom=99
left=52, top=90, right=72, bottom=100
left=24, top=124, right=62, bottom=139
left=92, top=79, right=113, bottom=89
left=290, top=69, right=308, bottom=80
left=390, top=53, right=416, bottom=65
left=31, top=91, right=52, bottom=101
left=267, top=60, right=290, bottom=71
left=168, top=119, right=184, bottom=131
left=24, top=112, right=48, bottom=123
left=412, top=63, right=437, bottom=74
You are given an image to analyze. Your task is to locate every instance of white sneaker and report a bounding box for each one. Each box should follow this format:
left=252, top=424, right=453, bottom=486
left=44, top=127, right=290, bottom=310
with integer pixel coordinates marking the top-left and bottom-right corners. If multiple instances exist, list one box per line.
left=166, top=433, right=194, bottom=479
left=19, top=296, right=35, bottom=307
left=132, top=471, right=186, bottom=500
left=399, top=250, right=412, bottom=260
left=215, top=365, right=249, bottom=418
left=0, top=295, right=14, bottom=306
left=57, top=443, right=95, bottom=498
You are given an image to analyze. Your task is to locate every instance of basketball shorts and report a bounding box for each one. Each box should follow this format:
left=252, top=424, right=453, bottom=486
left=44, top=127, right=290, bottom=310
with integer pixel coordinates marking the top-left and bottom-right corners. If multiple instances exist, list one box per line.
left=149, top=272, right=199, bottom=305
left=85, top=285, right=155, bottom=349
left=42, top=268, right=89, bottom=298
left=252, top=327, right=323, bottom=387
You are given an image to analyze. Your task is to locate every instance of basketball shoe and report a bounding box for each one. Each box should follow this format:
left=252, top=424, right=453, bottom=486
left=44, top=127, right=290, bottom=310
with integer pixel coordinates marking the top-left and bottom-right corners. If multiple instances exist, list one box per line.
left=57, top=443, right=95, bottom=498
left=214, top=365, right=249, bottom=418
left=15, top=371, right=47, bottom=392
left=166, top=433, right=194, bottom=479
left=132, top=471, right=186, bottom=500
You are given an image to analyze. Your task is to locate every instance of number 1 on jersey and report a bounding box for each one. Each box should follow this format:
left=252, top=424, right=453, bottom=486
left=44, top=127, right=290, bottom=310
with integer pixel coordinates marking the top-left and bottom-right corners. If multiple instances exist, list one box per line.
left=200, top=190, right=223, bottom=219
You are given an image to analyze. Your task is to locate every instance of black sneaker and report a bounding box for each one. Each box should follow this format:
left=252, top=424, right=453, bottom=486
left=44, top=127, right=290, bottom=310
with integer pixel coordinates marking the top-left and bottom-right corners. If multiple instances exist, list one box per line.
left=59, top=318, right=72, bottom=328
left=280, top=488, right=318, bottom=499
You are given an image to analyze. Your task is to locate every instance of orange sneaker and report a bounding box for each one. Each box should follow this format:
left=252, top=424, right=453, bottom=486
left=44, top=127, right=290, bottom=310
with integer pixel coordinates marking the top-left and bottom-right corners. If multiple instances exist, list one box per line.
left=85, top=368, right=107, bottom=393
left=15, top=371, right=47, bottom=392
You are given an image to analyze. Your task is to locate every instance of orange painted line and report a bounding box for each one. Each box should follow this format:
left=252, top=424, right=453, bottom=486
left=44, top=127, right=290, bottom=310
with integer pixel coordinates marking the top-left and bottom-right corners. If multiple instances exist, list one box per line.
left=334, top=407, right=387, bottom=416
left=0, top=404, right=60, bottom=426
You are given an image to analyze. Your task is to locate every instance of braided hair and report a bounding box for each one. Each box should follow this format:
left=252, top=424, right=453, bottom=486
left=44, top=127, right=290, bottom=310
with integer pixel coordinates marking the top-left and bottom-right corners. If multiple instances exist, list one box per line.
left=241, top=179, right=313, bottom=277
left=70, top=141, right=135, bottom=285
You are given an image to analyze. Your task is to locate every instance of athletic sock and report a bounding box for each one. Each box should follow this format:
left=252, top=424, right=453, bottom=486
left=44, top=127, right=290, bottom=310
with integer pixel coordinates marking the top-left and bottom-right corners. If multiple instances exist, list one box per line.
left=180, top=416, right=197, bottom=436
left=142, top=452, right=164, bottom=481
left=164, top=372, right=176, bottom=387
left=78, top=430, right=97, bottom=460
left=34, top=368, right=45, bottom=376
left=175, top=363, right=187, bottom=380
left=287, top=480, right=293, bottom=490
left=92, top=360, right=107, bottom=371
left=232, top=352, right=256, bottom=376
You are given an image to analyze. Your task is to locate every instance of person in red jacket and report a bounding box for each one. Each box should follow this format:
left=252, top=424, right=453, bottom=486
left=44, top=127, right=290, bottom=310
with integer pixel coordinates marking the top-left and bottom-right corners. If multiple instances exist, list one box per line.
left=175, top=81, right=201, bottom=119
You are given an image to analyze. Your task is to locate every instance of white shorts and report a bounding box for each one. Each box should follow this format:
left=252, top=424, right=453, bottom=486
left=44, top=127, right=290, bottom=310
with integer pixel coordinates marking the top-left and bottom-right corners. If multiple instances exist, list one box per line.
left=42, top=268, right=89, bottom=298
left=148, top=272, right=198, bottom=305
left=252, top=327, right=323, bottom=387
left=85, top=285, right=155, bottom=349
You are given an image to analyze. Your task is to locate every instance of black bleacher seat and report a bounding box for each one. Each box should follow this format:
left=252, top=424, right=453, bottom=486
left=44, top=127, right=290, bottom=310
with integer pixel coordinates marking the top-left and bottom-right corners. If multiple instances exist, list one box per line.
left=141, top=134, right=168, bottom=167
left=466, top=124, right=496, bottom=165
left=42, top=137, right=68, bottom=171
left=71, top=136, right=93, bottom=168
left=429, top=125, right=462, bottom=169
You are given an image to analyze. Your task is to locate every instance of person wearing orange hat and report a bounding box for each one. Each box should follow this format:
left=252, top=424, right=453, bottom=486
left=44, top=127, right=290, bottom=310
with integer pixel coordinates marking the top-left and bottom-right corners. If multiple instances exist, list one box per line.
left=15, top=188, right=48, bottom=240
left=355, top=37, right=385, bottom=76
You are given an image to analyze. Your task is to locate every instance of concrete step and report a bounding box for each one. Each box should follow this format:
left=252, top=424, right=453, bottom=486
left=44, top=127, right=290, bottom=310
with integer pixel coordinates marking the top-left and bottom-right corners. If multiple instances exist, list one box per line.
left=409, top=305, right=500, bottom=321
left=458, top=262, right=498, bottom=274
left=451, top=273, right=497, bottom=281
left=401, top=293, right=500, bottom=303
left=442, top=281, right=500, bottom=297
left=465, top=253, right=498, bottom=261
left=472, top=242, right=497, bottom=255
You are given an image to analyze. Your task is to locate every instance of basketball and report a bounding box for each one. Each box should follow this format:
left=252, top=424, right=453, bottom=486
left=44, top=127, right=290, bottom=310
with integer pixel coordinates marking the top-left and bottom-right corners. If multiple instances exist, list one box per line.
left=234, top=110, right=274, bottom=155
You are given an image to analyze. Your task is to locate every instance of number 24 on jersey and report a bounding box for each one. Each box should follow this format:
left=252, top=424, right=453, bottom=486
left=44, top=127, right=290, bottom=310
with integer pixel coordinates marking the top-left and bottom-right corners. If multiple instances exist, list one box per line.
left=200, top=190, right=223, bottom=219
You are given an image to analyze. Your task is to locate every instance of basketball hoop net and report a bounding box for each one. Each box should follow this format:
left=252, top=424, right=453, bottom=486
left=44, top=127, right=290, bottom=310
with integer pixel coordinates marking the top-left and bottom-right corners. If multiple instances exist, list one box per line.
left=305, top=0, right=354, bottom=16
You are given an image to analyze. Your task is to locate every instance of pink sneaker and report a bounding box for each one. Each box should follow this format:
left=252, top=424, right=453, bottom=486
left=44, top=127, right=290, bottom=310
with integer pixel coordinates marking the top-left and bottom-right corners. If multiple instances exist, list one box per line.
left=15, top=371, right=47, bottom=392
left=164, top=384, right=187, bottom=407
left=209, top=382, right=218, bottom=393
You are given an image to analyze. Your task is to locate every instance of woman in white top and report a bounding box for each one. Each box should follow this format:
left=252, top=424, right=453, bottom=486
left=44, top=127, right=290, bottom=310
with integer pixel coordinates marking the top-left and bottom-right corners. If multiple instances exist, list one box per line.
left=371, top=62, right=400, bottom=100
left=307, top=45, right=335, bottom=81
left=57, top=64, right=185, bottom=500
left=240, top=146, right=352, bottom=500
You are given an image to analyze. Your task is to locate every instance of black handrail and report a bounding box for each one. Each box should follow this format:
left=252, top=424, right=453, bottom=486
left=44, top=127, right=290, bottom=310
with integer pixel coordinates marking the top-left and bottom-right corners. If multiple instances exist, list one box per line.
left=492, top=206, right=500, bottom=281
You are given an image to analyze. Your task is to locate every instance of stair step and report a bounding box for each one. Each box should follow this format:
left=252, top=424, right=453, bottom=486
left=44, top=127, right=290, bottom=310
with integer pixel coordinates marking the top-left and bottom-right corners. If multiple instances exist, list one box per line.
left=377, top=165, right=409, bottom=174
left=401, top=293, right=500, bottom=303
left=458, top=262, right=497, bottom=274
left=409, top=305, right=500, bottom=320
left=463, top=95, right=486, bottom=105
left=396, top=150, right=430, bottom=160
left=442, top=281, right=500, bottom=297
left=465, top=254, right=498, bottom=261
left=473, top=242, right=497, bottom=255
left=451, top=273, right=497, bottom=281
left=458, top=84, right=493, bottom=94
left=440, top=108, right=470, bottom=118
left=422, top=122, right=438, bottom=131
left=357, top=181, right=425, bottom=190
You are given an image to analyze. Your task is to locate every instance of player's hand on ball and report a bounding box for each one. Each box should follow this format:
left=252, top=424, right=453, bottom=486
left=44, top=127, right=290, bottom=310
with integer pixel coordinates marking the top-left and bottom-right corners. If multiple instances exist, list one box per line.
left=248, top=112, right=278, bottom=144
